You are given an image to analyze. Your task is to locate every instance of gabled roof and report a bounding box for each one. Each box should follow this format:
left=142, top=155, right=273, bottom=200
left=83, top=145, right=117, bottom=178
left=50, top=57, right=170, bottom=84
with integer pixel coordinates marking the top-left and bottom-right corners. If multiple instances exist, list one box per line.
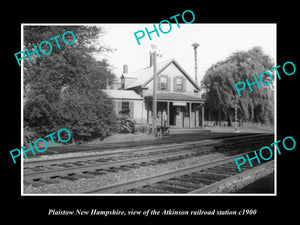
left=125, top=59, right=200, bottom=90
left=102, top=89, right=143, bottom=100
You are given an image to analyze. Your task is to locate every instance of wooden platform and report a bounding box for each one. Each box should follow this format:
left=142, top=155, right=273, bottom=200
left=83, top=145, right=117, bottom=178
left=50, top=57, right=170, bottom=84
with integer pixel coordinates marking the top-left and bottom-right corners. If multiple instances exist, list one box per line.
left=169, top=128, right=211, bottom=134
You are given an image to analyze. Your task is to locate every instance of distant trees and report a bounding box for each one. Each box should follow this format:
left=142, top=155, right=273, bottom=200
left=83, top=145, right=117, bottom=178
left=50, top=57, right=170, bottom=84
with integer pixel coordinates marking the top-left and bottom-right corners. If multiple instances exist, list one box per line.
left=202, top=47, right=274, bottom=126
left=23, top=26, right=117, bottom=143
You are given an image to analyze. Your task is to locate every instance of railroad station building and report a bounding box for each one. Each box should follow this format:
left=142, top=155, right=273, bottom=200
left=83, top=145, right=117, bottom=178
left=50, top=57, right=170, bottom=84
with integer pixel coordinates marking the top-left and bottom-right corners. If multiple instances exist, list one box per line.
left=105, top=56, right=205, bottom=128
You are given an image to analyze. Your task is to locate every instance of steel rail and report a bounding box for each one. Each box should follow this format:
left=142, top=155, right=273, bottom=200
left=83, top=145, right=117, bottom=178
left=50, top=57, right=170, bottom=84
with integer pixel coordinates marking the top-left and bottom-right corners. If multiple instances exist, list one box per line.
left=24, top=135, right=273, bottom=181
left=24, top=133, right=272, bottom=168
left=188, top=160, right=274, bottom=194
left=83, top=152, right=251, bottom=193
left=24, top=147, right=213, bottom=180
left=24, top=141, right=214, bottom=168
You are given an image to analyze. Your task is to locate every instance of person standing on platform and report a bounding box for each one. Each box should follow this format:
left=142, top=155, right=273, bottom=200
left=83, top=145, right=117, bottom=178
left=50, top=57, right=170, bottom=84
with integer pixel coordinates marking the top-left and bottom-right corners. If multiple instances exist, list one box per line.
left=162, top=110, right=167, bottom=130
left=157, top=111, right=162, bottom=139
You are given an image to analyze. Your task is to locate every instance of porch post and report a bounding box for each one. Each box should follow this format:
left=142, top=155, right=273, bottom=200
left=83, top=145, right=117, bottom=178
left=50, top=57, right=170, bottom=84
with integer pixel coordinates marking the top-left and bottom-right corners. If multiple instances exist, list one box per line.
left=189, top=102, right=192, bottom=128
left=202, top=103, right=205, bottom=128
left=167, top=101, right=170, bottom=126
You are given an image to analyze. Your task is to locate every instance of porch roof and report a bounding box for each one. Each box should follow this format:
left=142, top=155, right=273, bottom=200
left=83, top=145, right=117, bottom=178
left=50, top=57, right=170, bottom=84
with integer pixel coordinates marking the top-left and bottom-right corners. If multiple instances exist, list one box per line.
left=102, top=89, right=143, bottom=100
left=144, top=92, right=205, bottom=102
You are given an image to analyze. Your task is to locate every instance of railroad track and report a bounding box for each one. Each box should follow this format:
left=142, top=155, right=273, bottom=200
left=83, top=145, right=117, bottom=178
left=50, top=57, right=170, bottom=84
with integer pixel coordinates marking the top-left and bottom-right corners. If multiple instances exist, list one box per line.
left=24, top=135, right=271, bottom=185
left=24, top=133, right=268, bottom=167
left=85, top=152, right=274, bottom=194
left=24, top=134, right=274, bottom=189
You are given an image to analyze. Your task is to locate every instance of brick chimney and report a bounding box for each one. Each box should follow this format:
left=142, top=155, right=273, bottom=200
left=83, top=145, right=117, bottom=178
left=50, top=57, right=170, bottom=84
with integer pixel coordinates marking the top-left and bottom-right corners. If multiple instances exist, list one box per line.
left=120, top=74, right=125, bottom=90
left=120, top=65, right=128, bottom=90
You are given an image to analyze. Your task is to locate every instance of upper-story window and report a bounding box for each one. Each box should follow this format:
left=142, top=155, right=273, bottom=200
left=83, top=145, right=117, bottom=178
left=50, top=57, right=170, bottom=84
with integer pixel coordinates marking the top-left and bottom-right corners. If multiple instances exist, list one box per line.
left=158, top=75, right=169, bottom=91
left=159, top=77, right=167, bottom=90
left=175, top=77, right=184, bottom=91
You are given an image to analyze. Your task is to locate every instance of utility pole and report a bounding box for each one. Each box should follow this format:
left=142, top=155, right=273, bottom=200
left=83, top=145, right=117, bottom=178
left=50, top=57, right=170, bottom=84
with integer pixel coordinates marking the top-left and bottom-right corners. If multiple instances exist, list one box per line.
left=191, top=43, right=199, bottom=85
left=151, top=45, right=158, bottom=136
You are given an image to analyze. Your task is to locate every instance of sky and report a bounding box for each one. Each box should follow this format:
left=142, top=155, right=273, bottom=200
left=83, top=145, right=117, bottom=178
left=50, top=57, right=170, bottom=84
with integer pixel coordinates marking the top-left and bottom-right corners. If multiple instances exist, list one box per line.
left=97, top=23, right=276, bottom=83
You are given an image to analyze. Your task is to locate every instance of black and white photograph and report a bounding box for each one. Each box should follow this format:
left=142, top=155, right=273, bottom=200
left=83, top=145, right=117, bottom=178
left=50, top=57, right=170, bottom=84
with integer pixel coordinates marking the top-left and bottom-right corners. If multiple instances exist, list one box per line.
left=4, top=5, right=298, bottom=223
left=21, top=24, right=276, bottom=195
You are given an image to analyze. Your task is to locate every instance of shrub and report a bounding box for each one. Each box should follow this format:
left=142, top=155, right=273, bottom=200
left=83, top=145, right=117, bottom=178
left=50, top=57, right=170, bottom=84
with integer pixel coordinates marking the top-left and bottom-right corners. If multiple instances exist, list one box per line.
left=23, top=125, right=38, bottom=146
left=134, top=123, right=151, bottom=134
left=116, top=114, right=135, bottom=133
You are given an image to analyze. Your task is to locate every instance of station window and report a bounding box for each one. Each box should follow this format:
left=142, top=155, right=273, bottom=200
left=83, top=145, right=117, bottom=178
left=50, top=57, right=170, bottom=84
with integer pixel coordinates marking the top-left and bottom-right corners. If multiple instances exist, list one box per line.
left=158, top=76, right=168, bottom=91
left=176, top=78, right=184, bottom=91
left=122, top=101, right=129, bottom=111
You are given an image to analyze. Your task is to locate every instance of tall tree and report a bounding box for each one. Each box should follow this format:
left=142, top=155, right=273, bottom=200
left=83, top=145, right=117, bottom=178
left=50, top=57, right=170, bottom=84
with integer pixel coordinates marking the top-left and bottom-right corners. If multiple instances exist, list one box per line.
left=23, top=26, right=116, bottom=143
left=202, top=47, right=274, bottom=126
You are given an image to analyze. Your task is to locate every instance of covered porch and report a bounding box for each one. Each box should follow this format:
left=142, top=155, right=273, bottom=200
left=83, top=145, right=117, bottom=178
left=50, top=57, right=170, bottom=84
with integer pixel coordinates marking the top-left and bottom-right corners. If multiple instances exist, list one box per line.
left=144, top=93, right=205, bottom=128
